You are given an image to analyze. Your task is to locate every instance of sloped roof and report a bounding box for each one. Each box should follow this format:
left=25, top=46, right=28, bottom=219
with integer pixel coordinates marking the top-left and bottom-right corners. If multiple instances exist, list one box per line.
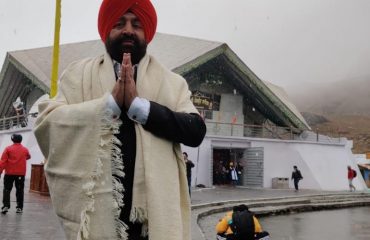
left=0, top=32, right=309, bottom=130
left=4, top=33, right=223, bottom=92
left=263, top=81, right=309, bottom=129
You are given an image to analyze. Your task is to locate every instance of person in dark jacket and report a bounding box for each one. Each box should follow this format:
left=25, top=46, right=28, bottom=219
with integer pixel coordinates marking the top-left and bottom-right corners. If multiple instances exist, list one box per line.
left=0, top=134, right=31, bottom=214
left=34, top=0, right=206, bottom=238
left=291, top=165, right=303, bottom=191
left=183, top=152, right=195, bottom=196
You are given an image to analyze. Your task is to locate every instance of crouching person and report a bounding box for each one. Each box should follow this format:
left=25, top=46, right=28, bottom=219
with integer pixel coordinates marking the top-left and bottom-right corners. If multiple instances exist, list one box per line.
left=216, top=204, right=270, bottom=240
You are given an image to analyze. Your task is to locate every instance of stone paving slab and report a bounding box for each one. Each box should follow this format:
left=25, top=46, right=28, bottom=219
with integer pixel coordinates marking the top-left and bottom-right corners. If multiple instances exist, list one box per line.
left=0, top=181, right=65, bottom=240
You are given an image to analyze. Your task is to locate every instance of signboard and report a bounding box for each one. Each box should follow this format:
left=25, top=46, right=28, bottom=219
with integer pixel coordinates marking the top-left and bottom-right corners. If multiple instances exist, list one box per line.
left=191, top=90, right=220, bottom=111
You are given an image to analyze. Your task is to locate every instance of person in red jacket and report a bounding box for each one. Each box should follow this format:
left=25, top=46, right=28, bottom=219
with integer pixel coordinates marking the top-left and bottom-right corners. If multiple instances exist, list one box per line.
left=347, top=165, right=356, bottom=192
left=0, top=134, right=31, bottom=214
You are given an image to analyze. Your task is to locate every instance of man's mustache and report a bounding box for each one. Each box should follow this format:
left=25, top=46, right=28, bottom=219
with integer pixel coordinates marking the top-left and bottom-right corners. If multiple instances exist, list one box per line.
left=117, top=34, right=139, bottom=44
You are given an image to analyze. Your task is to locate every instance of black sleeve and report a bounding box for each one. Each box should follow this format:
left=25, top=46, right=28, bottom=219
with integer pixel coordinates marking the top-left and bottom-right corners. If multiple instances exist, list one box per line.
left=143, top=101, right=206, bottom=147
left=189, top=161, right=195, bottom=168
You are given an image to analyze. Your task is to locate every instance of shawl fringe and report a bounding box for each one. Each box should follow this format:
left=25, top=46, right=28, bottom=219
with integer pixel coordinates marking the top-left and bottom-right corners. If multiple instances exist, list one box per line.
left=77, top=109, right=128, bottom=240
left=77, top=158, right=102, bottom=240
left=130, top=207, right=148, bottom=237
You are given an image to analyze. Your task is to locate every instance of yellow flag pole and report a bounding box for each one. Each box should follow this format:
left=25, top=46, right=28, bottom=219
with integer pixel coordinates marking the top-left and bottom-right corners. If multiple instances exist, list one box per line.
left=50, top=0, right=62, bottom=98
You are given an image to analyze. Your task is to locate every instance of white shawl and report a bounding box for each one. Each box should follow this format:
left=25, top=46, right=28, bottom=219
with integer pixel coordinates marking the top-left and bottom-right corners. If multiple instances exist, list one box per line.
left=34, top=53, right=198, bottom=240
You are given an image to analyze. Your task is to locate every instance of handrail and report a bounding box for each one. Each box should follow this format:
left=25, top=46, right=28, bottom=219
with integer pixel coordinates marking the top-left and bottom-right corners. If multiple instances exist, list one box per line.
left=0, top=113, right=38, bottom=131
left=204, top=120, right=343, bottom=144
left=0, top=114, right=344, bottom=144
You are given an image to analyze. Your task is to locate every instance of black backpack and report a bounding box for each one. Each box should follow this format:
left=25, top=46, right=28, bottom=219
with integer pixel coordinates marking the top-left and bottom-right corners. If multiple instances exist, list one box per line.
left=229, top=210, right=255, bottom=240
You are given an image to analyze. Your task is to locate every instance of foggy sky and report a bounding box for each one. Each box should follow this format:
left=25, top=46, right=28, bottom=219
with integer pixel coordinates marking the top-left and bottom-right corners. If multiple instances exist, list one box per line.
left=1, top=0, right=370, bottom=95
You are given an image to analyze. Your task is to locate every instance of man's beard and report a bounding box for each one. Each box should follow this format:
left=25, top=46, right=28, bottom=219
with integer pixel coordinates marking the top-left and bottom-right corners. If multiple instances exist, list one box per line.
left=105, top=34, right=147, bottom=65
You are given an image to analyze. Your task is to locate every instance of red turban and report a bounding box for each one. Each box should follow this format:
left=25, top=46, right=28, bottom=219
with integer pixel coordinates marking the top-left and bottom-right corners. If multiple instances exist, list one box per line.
left=98, top=0, right=157, bottom=43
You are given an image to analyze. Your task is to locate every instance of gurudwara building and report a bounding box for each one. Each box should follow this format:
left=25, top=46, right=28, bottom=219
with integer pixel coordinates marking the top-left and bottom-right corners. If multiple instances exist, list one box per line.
left=0, top=33, right=366, bottom=191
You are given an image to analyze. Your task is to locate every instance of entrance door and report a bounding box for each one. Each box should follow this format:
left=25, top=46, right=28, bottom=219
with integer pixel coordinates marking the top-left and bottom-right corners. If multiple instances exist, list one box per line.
left=241, top=147, right=264, bottom=188
left=212, top=148, right=245, bottom=186
left=212, top=149, right=230, bottom=185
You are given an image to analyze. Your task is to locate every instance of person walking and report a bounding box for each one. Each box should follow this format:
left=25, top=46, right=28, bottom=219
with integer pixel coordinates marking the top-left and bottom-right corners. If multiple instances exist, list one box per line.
left=34, top=0, right=206, bottom=239
left=347, top=165, right=356, bottom=192
left=291, top=165, right=303, bottom=191
left=0, top=134, right=31, bottom=214
left=183, top=152, right=194, bottom=196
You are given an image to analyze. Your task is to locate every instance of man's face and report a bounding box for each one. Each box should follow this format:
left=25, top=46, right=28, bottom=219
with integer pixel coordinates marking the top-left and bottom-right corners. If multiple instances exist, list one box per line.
left=105, top=12, right=147, bottom=64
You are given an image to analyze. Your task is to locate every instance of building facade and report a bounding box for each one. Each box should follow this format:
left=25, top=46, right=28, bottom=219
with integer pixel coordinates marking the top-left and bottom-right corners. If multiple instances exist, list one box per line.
left=0, top=33, right=366, bottom=190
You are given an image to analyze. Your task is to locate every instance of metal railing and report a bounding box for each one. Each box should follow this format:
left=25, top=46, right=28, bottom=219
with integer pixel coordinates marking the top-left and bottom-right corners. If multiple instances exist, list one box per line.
left=0, top=113, right=37, bottom=131
left=0, top=114, right=344, bottom=144
left=205, top=121, right=298, bottom=139
left=205, top=120, right=344, bottom=144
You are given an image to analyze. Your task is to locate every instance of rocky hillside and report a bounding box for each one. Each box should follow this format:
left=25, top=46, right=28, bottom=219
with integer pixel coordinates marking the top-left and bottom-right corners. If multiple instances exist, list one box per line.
left=303, top=113, right=370, bottom=154
left=289, top=77, right=370, bottom=153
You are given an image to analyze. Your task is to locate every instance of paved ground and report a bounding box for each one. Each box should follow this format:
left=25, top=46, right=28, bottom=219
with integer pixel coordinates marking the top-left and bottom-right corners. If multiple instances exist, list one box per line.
left=0, top=181, right=64, bottom=240
left=191, top=185, right=336, bottom=205
left=0, top=181, right=366, bottom=240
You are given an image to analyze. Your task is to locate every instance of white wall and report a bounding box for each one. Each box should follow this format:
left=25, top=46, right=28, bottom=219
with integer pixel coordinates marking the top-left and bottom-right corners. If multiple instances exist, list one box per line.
left=182, top=138, right=212, bottom=187
left=2, top=120, right=366, bottom=191
left=251, top=138, right=366, bottom=190
left=185, top=135, right=367, bottom=191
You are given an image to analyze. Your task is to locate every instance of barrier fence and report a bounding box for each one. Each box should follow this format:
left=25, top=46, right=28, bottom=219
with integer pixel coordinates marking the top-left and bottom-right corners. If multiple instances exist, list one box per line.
left=0, top=114, right=343, bottom=144
left=0, top=113, right=35, bottom=131
left=205, top=120, right=344, bottom=144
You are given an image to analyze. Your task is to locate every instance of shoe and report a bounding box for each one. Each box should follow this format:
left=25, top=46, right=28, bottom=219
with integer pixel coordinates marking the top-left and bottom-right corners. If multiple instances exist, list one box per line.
left=16, top=208, right=23, bottom=213
left=1, top=207, right=8, bottom=214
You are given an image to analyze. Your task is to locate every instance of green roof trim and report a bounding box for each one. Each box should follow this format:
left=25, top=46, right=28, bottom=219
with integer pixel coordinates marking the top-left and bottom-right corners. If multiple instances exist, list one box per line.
left=172, top=43, right=308, bottom=131
left=173, top=44, right=226, bottom=75
left=223, top=48, right=308, bottom=130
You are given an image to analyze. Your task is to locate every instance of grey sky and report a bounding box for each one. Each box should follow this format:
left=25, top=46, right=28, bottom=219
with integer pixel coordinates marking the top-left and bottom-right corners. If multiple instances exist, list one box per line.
left=1, top=0, right=370, bottom=94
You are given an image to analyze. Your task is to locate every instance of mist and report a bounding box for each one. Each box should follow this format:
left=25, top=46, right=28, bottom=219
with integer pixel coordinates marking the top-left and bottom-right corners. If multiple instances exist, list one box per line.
left=1, top=0, right=370, bottom=98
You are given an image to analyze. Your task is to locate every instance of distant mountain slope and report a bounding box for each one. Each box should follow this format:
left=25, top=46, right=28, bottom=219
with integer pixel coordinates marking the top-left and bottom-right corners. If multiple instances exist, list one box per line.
left=288, top=77, right=370, bottom=153
left=291, top=77, right=370, bottom=116
left=303, top=113, right=370, bottom=154
left=301, top=112, right=329, bottom=125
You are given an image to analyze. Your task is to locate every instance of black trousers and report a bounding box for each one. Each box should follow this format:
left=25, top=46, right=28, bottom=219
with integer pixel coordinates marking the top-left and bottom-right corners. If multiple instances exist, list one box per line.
left=187, top=176, right=192, bottom=196
left=293, top=179, right=300, bottom=190
left=2, top=175, right=25, bottom=209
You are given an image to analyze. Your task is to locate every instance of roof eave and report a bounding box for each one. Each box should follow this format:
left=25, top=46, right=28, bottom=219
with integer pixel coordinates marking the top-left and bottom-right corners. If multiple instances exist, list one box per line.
left=223, top=47, right=310, bottom=131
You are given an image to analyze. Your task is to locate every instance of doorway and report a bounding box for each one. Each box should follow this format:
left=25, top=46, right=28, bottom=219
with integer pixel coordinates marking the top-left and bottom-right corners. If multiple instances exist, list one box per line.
left=212, top=148, right=245, bottom=186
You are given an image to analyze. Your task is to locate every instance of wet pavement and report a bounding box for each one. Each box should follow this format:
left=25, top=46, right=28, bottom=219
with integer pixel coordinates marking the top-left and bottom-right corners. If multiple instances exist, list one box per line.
left=0, top=181, right=64, bottom=240
left=258, top=207, right=370, bottom=240
left=202, top=206, right=370, bottom=240
left=0, top=181, right=367, bottom=240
